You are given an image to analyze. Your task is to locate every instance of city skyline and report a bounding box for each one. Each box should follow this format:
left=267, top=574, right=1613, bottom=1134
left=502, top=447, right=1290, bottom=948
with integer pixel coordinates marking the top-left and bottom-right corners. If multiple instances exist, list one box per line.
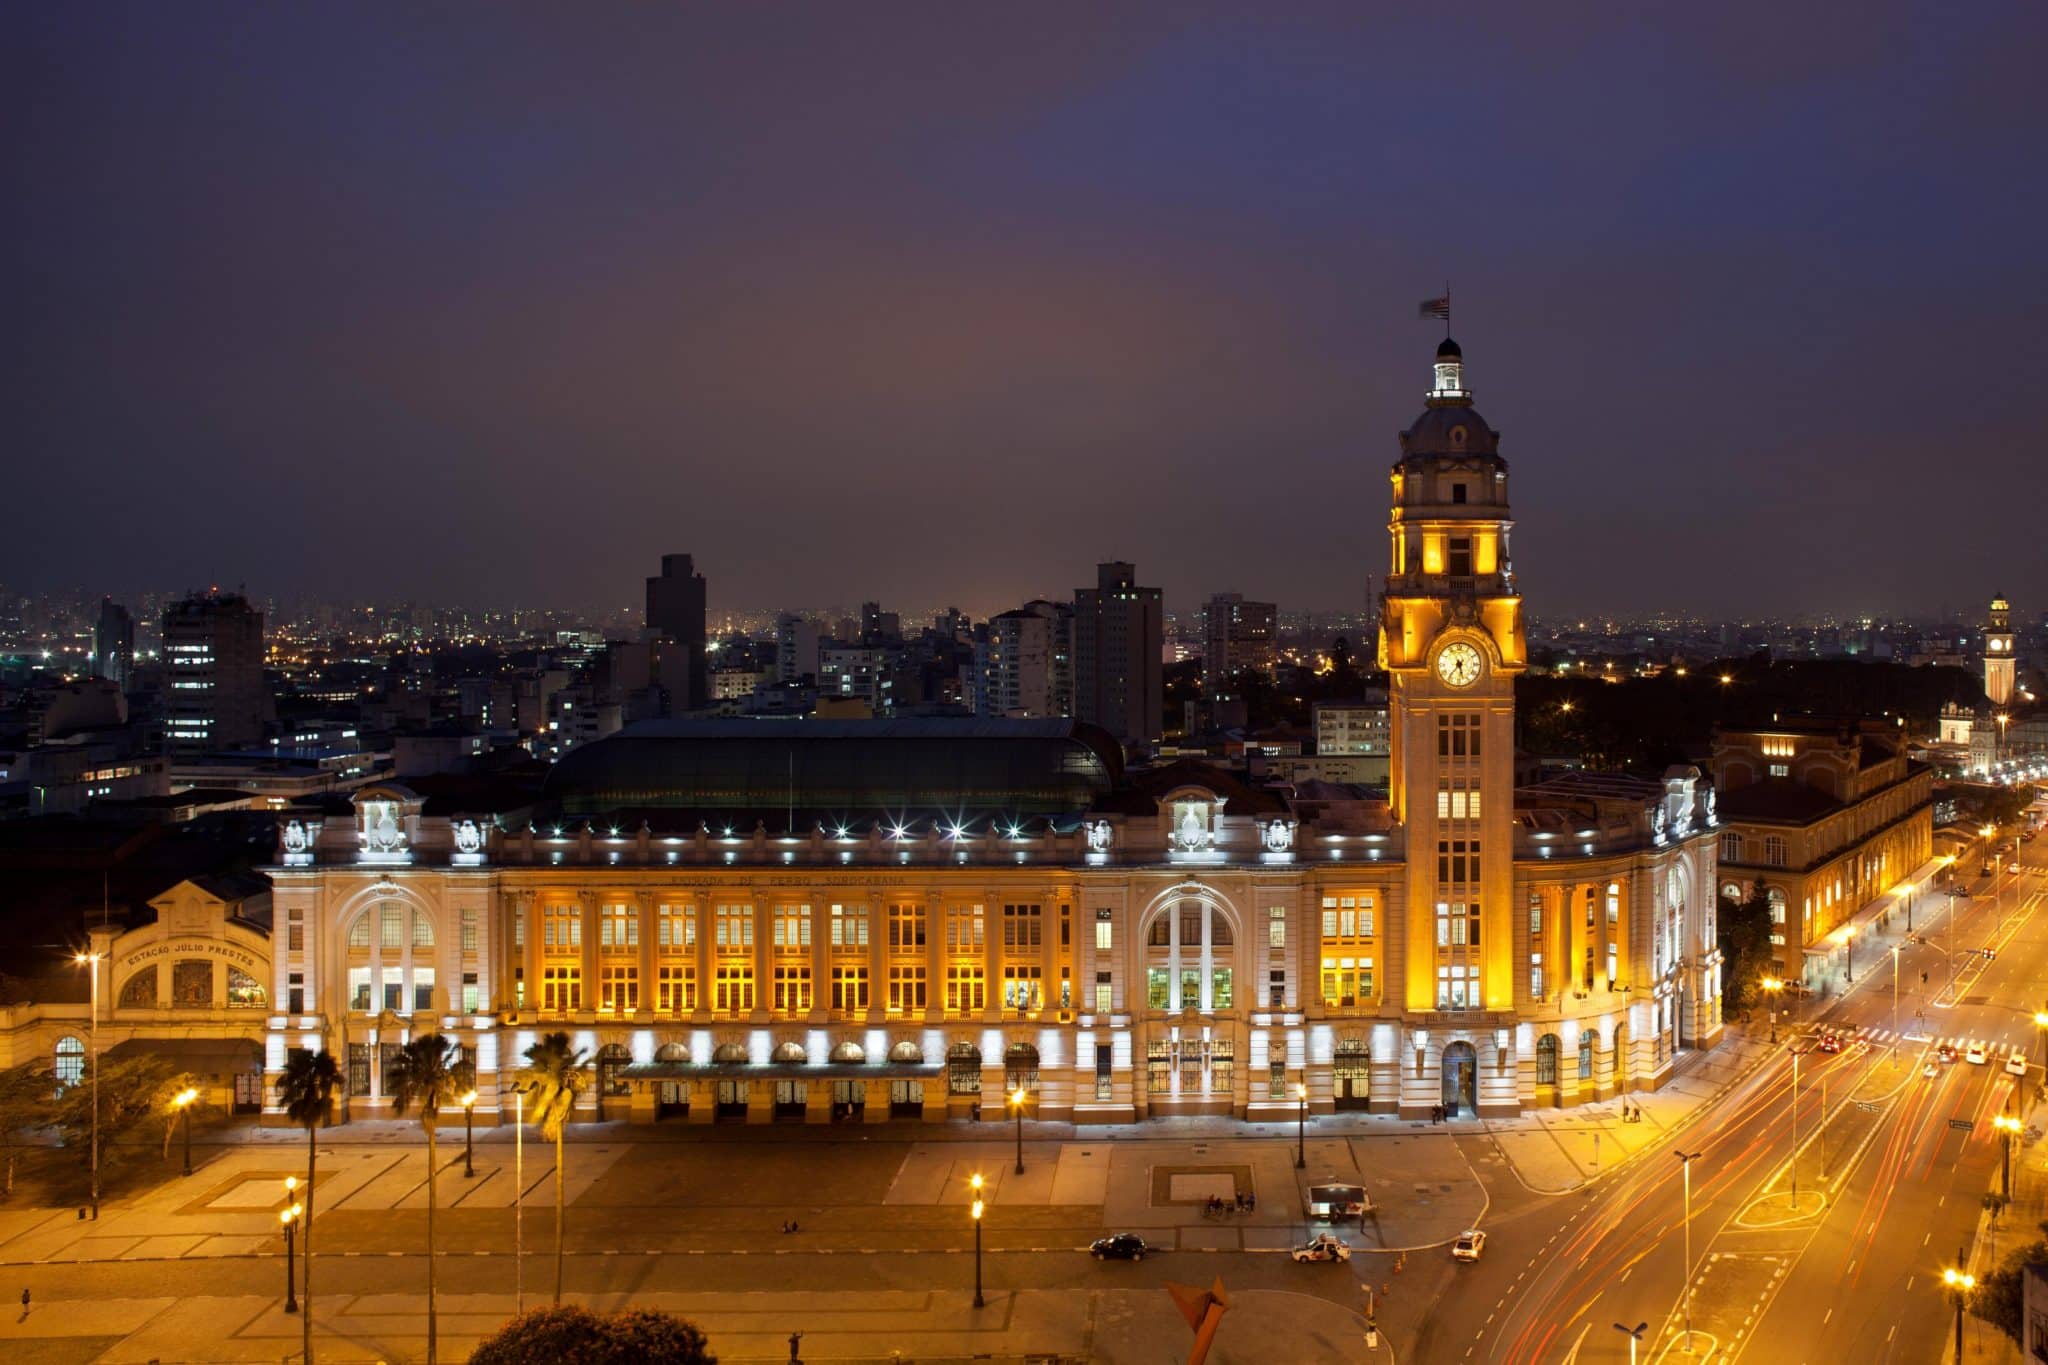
left=9, top=4, right=2048, bottom=617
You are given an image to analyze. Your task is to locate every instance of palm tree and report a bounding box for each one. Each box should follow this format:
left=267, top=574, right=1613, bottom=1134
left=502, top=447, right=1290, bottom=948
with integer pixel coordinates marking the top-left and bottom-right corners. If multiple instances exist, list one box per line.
left=518, top=1032, right=588, bottom=1304
left=385, top=1034, right=474, bottom=1365
left=276, top=1049, right=342, bottom=1365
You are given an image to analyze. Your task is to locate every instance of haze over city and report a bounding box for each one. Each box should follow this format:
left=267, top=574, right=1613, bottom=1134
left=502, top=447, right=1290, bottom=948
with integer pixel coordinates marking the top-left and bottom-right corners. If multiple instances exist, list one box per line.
left=10, top=3, right=2047, bottom=617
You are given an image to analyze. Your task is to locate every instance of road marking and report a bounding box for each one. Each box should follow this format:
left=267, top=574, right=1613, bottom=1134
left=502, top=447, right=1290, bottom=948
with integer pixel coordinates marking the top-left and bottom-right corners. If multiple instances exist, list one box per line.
left=1822, top=1308, right=1831, bottom=1325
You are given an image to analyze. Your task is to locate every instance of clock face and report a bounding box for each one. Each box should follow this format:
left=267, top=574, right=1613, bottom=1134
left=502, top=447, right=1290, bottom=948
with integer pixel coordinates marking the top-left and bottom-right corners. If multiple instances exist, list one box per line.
left=1437, top=641, right=1483, bottom=687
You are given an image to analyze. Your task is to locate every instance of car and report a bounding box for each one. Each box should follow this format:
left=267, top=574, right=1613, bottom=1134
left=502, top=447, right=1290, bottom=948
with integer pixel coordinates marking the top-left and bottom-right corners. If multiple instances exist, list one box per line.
left=1923, top=1060, right=1939, bottom=1079
left=1818, top=1033, right=1841, bottom=1054
left=1938, top=1044, right=1958, bottom=1064
left=1292, top=1234, right=1352, bottom=1264
left=1966, top=1043, right=1989, bottom=1066
left=1089, top=1233, right=1149, bottom=1262
left=2012, top=862, right=2024, bottom=874
left=1452, top=1230, right=1487, bottom=1262
left=2008, top=1054, right=2029, bottom=1077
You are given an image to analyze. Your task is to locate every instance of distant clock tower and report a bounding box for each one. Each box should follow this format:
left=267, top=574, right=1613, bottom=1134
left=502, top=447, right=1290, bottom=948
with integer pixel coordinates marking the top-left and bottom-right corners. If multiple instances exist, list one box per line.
left=1985, top=593, right=2015, bottom=707
left=1380, top=339, right=1527, bottom=1017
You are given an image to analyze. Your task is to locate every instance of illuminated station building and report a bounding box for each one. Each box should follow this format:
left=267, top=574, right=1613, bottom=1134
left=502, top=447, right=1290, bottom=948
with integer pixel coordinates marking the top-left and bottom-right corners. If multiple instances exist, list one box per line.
left=263, top=342, right=1723, bottom=1126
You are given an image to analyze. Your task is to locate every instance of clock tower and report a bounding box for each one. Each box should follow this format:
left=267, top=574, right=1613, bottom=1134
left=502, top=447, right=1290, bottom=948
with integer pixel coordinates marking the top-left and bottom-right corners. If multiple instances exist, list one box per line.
left=1380, top=338, right=1526, bottom=1018
left=1985, top=592, right=2014, bottom=707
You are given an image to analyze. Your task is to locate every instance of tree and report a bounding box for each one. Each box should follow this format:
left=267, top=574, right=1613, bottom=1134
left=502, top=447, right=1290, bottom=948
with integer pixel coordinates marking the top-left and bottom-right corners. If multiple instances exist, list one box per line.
left=518, top=1032, right=589, bottom=1304
left=384, top=1034, right=475, bottom=1365
left=50, top=1053, right=174, bottom=1171
left=468, top=1305, right=716, bottom=1364
left=0, top=1063, right=51, bottom=1198
left=152, top=1071, right=208, bottom=1163
left=277, top=1048, right=342, bottom=1365
left=1969, top=1223, right=2048, bottom=1345
left=1717, top=878, right=1775, bottom=1013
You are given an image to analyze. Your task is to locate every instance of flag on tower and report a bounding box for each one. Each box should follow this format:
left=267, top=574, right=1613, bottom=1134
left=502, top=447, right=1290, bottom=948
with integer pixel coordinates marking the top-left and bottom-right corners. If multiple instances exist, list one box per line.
left=1418, top=294, right=1450, bottom=321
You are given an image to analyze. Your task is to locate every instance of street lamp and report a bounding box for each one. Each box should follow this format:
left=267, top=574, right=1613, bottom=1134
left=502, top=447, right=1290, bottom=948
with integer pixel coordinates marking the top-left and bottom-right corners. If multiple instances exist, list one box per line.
left=74, top=952, right=101, bottom=1218
left=1760, top=977, right=1782, bottom=1043
left=1674, top=1151, right=1702, bottom=1353
left=2033, top=1010, right=2048, bottom=1074
left=461, top=1089, right=478, bottom=1178
left=1009, top=1086, right=1029, bottom=1174
left=1944, top=1268, right=1975, bottom=1363
left=969, top=1173, right=986, bottom=1309
left=172, top=1086, right=199, bottom=1176
left=280, top=1198, right=303, bottom=1313
left=1295, top=1083, right=1308, bottom=1169
left=1995, top=1111, right=2023, bottom=1199
left=1843, top=923, right=1855, bottom=985
left=1612, top=1320, right=1648, bottom=1365
left=1788, top=1047, right=1804, bottom=1211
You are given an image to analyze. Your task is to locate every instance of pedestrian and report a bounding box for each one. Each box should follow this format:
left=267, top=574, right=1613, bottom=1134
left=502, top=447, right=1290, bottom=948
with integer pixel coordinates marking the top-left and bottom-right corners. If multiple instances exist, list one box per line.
left=19, top=1287, right=27, bottom=1315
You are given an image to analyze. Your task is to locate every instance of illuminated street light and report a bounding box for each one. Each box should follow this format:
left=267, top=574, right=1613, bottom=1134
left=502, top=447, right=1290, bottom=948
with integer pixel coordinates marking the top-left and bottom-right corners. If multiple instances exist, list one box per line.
left=1674, top=1150, right=1704, bottom=1352
left=172, top=1086, right=200, bottom=1176
left=970, top=1173, right=986, bottom=1309
left=1295, top=1083, right=1309, bottom=1169
left=74, top=952, right=101, bottom=1217
left=279, top=1200, right=303, bottom=1313
left=1943, top=1268, right=1975, bottom=1362
left=1612, top=1320, right=1648, bottom=1365
left=1761, top=977, right=1782, bottom=1043
left=1009, top=1086, right=1028, bottom=1175
left=1995, top=1111, right=2023, bottom=1198
left=461, top=1089, right=479, bottom=1178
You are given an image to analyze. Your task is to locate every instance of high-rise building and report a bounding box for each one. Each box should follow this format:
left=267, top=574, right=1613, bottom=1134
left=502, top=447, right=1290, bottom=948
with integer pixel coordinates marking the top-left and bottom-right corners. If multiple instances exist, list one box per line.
left=977, top=600, right=1073, bottom=718
left=644, top=554, right=708, bottom=711
left=1985, top=592, right=2014, bottom=706
left=93, top=598, right=134, bottom=690
left=776, top=613, right=821, bottom=684
left=161, top=591, right=268, bottom=756
left=1074, top=562, right=1162, bottom=746
left=1203, top=592, right=1276, bottom=697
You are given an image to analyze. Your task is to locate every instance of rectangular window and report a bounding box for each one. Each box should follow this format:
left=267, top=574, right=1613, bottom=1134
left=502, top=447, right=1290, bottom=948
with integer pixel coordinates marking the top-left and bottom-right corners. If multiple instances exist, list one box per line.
left=1001, top=965, right=1042, bottom=1013
left=1446, top=537, right=1472, bottom=576
left=460, top=908, right=477, bottom=953
left=1529, top=953, right=1544, bottom=1001
left=656, top=963, right=694, bottom=1014
left=461, top=971, right=480, bottom=1012
left=713, top=962, right=754, bottom=1014
left=1319, top=895, right=1375, bottom=942
left=1095, top=912, right=1113, bottom=952
left=1606, top=943, right=1618, bottom=990
left=888, top=903, right=926, bottom=952
left=287, top=922, right=304, bottom=953
left=945, top=963, right=985, bottom=1015
left=1002, top=903, right=1042, bottom=950
left=1528, top=893, right=1543, bottom=938
left=513, top=909, right=525, bottom=949
left=1605, top=885, right=1620, bottom=927
left=348, top=965, right=371, bottom=1012
left=772, top=905, right=811, bottom=950
left=1435, top=962, right=1476, bottom=1010
left=600, top=902, right=637, bottom=951
left=1269, top=968, right=1286, bottom=1007
left=381, top=903, right=405, bottom=950
left=887, top=964, right=926, bottom=1014
left=772, top=963, right=811, bottom=1014
left=1436, top=841, right=1478, bottom=885
left=829, top=903, right=869, bottom=950
left=542, top=964, right=581, bottom=1013
left=715, top=904, right=753, bottom=949
left=658, top=903, right=696, bottom=950
left=544, top=904, right=581, bottom=951
left=1320, top=957, right=1374, bottom=1005
left=599, top=964, right=638, bottom=1013
left=1269, top=906, right=1286, bottom=949
left=1094, top=970, right=1112, bottom=1013
left=831, top=965, right=868, bottom=1013
left=946, top=904, right=985, bottom=953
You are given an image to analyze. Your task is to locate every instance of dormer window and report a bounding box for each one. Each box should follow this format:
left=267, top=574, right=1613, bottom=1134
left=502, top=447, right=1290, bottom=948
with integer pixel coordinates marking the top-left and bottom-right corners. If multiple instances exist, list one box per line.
left=1450, top=483, right=1467, bottom=504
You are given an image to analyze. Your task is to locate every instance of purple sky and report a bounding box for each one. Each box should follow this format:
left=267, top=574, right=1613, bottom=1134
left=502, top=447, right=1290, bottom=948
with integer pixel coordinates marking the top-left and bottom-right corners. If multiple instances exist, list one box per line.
left=8, top=3, right=2046, bottom=621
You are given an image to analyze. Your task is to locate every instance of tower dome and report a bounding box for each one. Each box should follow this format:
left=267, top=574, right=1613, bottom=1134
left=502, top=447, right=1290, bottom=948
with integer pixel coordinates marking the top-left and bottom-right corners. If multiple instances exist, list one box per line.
left=1402, top=338, right=1497, bottom=456
left=1429, top=337, right=1470, bottom=405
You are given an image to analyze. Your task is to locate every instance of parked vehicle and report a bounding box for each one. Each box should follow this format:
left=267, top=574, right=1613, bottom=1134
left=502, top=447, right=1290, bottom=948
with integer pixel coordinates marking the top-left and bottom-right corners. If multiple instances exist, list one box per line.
left=1089, top=1233, right=1149, bottom=1262
left=1291, top=1234, right=1352, bottom=1264
left=1452, top=1230, right=1487, bottom=1262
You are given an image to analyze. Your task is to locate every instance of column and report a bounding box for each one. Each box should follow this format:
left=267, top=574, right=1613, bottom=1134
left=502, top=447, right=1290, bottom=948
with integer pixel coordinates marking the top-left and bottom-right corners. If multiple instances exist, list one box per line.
left=809, top=894, right=830, bottom=1024
left=693, top=895, right=713, bottom=1022
left=866, top=896, right=888, bottom=1025
left=521, top=891, right=541, bottom=1017
left=1199, top=901, right=1213, bottom=1012
left=751, top=896, right=771, bottom=1023
left=1167, top=900, right=1182, bottom=1011
left=984, top=896, right=1005, bottom=1023
left=923, top=892, right=945, bottom=1025
left=1044, top=896, right=1061, bottom=1014
left=577, top=891, right=598, bottom=1018
left=635, top=890, right=656, bottom=1021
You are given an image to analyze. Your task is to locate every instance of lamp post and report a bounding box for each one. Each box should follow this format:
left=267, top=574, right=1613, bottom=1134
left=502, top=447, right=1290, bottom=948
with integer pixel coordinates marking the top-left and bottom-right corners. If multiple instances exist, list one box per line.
left=2034, top=1011, right=2048, bottom=1074
left=1612, top=1320, right=1648, bottom=1365
left=1996, top=1111, right=2023, bottom=1199
left=1944, top=1268, right=1975, bottom=1363
left=74, top=952, right=100, bottom=1218
left=1843, top=924, right=1855, bottom=985
left=1675, top=1151, right=1702, bottom=1353
left=1788, top=1047, right=1803, bottom=1210
left=280, top=1200, right=302, bottom=1313
left=969, top=1173, right=986, bottom=1309
left=1009, top=1086, right=1027, bottom=1175
left=461, top=1089, right=478, bottom=1178
left=1295, top=1083, right=1308, bottom=1169
left=514, top=1086, right=524, bottom=1314
left=1891, top=945, right=1901, bottom=1060
left=173, top=1086, right=199, bottom=1176
left=1761, top=977, right=1781, bottom=1043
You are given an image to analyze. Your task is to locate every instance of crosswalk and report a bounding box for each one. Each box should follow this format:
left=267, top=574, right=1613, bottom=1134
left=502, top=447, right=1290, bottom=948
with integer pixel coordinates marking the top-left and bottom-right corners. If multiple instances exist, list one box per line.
left=1808, top=1025, right=2031, bottom=1063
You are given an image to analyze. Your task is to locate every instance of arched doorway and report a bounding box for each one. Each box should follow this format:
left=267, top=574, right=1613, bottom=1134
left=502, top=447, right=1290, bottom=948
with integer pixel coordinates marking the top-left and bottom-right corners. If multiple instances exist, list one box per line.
left=1441, top=1041, right=1478, bottom=1117
left=712, top=1042, right=749, bottom=1121
left=889, top=1040, right=925, bottom=1116
left=654, top=1042, right=690, bottom=1118
left=1004, top=1043, right=1040, bottom=1094
left=1535, top=1034, right=1561, bottom=1106
left=1613, top=1023, right=1629, bottom=1095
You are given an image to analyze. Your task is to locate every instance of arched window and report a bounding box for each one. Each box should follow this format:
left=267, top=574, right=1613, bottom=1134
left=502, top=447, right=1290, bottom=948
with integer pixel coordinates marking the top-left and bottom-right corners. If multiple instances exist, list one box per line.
left=55, top=1036, right=86, bottom=1088
left=345, top=900, right=437, bottom=1015
left=654, top=1041, right=690, bottom=1063
left=1004, top=1042, right=1040, bottom=1091
left=1577, top=1032, right=1593, bottom=1081
left=946, top=1042, right=981, bottom=1096
left=888, top=1039, right=923, bottom=1064
left=172, top=960, right=213, bottom=1007
left=1536, top=1034, right=1560, bottom=1085
left=711, top=1042, right=749, bottom=1064
left=829, top=1040, right=865, bottom=1064
left=226, top=968, right=266, bottom=1009
left=118, top=969, right=155, bottom=1010
left=772, top=1041, right=807, bottom=1064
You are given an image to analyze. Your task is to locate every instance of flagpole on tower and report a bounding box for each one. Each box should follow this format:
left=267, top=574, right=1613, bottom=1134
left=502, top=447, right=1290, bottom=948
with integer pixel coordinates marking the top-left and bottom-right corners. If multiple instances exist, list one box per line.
left=1443, top=281, right=1451, bottom=337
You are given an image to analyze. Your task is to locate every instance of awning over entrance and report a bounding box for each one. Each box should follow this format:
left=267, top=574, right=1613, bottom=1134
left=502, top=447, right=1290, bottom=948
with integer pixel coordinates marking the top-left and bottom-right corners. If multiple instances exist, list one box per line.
left=106, top=1036, right=262, bottom=1073
left=619, top=1061, right=942, bottom=1082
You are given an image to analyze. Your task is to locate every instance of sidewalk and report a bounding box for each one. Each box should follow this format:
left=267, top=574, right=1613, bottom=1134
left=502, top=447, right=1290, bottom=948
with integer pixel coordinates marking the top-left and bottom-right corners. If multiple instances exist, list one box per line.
left=1956, top=1096, right=2048, bottom=1364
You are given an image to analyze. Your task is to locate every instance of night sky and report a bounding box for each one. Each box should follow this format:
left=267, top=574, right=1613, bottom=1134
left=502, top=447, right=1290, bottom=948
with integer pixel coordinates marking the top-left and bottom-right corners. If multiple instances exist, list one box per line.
left=8, top=4, right=2046, bottom=620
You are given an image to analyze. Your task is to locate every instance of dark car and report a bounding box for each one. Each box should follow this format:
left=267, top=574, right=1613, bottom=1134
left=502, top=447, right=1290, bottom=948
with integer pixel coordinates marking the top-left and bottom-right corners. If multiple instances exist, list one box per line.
left=1818, top=1033, right=1840, bottom=1054
left=1090, top=1234, right=1150, bottom=1261
left=1938, top=1043, right=1958, bottom=1064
